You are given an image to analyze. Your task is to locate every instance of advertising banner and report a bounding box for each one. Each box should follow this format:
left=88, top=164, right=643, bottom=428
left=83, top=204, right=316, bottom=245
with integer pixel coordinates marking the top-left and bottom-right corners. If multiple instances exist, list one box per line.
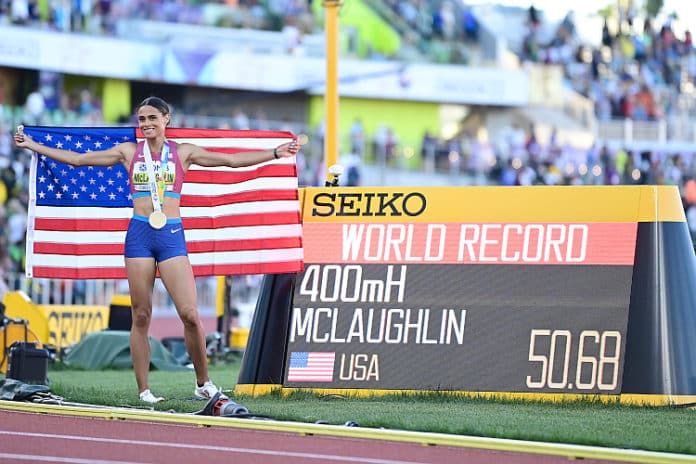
left=0, top=25, right=528, bottom=105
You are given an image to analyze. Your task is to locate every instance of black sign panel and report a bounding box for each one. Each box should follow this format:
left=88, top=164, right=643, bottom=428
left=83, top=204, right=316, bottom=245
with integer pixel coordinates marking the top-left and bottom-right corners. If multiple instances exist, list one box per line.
left=286, top=264, right=631, bottom=393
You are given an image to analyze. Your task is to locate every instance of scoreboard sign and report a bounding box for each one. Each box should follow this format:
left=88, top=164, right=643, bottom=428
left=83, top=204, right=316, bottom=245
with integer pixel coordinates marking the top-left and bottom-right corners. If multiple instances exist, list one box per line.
left=285, top=187, right=639, bottom=393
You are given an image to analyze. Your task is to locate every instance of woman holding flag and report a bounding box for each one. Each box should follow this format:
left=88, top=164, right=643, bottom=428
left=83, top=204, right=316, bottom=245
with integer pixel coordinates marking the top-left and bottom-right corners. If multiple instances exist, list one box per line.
left=15, top=96, right=300, bottom=403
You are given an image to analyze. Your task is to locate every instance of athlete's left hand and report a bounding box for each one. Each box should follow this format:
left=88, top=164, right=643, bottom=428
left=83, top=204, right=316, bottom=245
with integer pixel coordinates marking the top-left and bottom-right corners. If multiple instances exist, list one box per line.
left=275, top=140, right=300, bottom=158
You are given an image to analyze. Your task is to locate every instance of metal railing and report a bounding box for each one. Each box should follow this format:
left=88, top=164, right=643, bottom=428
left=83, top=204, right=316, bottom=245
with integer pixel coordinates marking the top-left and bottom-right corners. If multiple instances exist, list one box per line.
left=596, top=117, right=696, bottom=151
left=3, top=273, right=221, bottom=316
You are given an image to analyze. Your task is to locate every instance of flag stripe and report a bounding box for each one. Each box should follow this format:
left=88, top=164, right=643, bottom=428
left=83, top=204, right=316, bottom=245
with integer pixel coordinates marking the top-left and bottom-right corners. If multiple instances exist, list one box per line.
left=35, top=217, right=129, bottom=231
left=32, top=224, right=302, bottom=243
left=182, top=212, right=302, bottom=229
left=34, top=211, right=301, bottom=232
left=29, top=267, right=130, bottom=280
left=192, top=261, right=301, bottom=276
left=180, top=189, right=299, bottom=207
left=180, top=200, right=302, bottom=217
left=183, top=164, right=296, bottom=183
left=34, top=243, right=125, bottom=255
left=34, top=200, right=301, bottom=219
left=33, top=205, right=131, bottom=219
left=181, top=177, right=299, bottom=195
left=30, top=260, right=302, bottom=280
left=186, top=237, right=303, bottom=253
left=34, top=237, right=303, bottom=256
left=26, top=126, right=304, bottom=279
left=32, top=230, right=127, bottom=243
left=29, top=248, right=303, bottom=267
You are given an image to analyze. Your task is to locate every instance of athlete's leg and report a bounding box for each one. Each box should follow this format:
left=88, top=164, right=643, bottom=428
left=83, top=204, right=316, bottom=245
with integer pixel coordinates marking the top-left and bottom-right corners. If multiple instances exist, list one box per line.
left=157, top=256, right=209, bottom=386
left=125, top=257, right=157, bottom=393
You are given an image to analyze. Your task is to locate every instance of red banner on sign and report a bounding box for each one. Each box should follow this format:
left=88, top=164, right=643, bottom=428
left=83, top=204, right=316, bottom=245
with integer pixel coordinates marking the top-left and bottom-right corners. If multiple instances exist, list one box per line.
left=303, top=222, right=637, bottom=266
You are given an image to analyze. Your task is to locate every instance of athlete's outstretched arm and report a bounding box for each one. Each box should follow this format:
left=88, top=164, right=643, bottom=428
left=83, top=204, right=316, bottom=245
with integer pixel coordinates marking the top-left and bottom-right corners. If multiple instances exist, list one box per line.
left=183, top=140, right=299, bottom=169
left=14, top=125, right=132, bottom=167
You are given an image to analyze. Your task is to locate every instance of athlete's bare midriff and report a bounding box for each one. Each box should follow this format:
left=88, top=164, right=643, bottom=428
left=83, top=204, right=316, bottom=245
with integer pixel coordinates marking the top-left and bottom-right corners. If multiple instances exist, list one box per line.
left=132, top=195, right=182, bottom=220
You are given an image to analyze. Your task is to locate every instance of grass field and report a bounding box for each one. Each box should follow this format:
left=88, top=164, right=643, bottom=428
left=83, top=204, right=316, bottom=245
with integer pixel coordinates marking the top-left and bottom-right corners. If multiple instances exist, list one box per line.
left=40, top=362, right=696, bottom=457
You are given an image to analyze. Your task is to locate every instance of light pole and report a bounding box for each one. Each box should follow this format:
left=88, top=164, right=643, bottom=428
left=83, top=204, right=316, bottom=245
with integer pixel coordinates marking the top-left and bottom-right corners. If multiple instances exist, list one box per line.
left=322, top=0, right=342, bottom=182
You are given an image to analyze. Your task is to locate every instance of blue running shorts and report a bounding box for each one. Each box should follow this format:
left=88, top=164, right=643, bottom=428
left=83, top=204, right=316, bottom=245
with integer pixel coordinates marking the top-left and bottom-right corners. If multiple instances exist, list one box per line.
left=124, top=215, right=188, bottom=262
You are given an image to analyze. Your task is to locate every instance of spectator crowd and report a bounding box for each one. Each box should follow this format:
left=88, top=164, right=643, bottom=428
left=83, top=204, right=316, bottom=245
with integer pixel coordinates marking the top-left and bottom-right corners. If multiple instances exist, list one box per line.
left=0, top=0, right=310, bottom=34
left=520, top=5, right=695, bottom=123
left=3, top=0, right=696, bottom=292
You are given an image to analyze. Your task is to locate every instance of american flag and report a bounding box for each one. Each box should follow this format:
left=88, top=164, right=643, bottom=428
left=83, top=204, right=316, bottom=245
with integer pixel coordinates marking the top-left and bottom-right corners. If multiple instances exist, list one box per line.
left=24, top=126, right=304, bottom=279
left=286, top=351, right=336, bottom=382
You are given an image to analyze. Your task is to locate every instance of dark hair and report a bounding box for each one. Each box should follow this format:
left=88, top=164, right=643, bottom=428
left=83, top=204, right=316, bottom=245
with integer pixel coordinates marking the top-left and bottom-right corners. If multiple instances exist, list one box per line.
left=136, top=96, right=170, bottom=116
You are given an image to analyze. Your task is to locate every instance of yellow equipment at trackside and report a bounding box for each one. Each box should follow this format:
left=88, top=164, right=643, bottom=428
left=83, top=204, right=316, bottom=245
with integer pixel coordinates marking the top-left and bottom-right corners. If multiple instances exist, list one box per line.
left=1, top=291, right=110, bottom=353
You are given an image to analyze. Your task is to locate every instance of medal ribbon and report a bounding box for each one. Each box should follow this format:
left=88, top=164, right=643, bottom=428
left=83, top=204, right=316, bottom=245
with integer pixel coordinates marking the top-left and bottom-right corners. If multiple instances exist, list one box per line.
left=142, top=141, right=169, bottom=213
left=157, top=144, right=169, bottom=204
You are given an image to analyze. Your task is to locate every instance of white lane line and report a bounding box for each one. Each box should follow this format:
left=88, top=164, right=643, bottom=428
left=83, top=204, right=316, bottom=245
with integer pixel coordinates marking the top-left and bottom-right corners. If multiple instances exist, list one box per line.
left=0, top=453, right=146, bottom=464
left=0, top=431, right=432, bottom=464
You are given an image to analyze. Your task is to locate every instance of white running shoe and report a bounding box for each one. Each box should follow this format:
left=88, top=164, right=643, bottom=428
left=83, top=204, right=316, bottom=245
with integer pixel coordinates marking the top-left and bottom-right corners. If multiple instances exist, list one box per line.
left=194, top=380, right=224, bottom=399
left=139, top=389, right=165, bottom=403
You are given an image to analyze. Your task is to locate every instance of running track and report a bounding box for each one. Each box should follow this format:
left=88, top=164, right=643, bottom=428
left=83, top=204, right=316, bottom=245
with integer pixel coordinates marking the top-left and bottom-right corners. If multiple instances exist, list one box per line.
left=1, top=402, right=693, bottom=464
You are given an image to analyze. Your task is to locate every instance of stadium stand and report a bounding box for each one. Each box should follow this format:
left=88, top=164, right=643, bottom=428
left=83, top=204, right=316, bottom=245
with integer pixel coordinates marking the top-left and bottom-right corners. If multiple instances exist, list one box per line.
left=2, top=0, right=696, bottom=307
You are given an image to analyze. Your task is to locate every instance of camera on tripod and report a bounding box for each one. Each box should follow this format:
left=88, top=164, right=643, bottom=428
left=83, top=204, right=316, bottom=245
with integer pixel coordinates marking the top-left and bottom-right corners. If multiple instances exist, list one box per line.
left=325, top=164, right=344, bottom=187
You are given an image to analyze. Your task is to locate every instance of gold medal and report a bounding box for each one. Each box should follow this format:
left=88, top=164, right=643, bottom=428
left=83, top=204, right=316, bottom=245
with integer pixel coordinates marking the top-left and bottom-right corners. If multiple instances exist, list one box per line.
left=148, top=211, right=167, bottom=229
